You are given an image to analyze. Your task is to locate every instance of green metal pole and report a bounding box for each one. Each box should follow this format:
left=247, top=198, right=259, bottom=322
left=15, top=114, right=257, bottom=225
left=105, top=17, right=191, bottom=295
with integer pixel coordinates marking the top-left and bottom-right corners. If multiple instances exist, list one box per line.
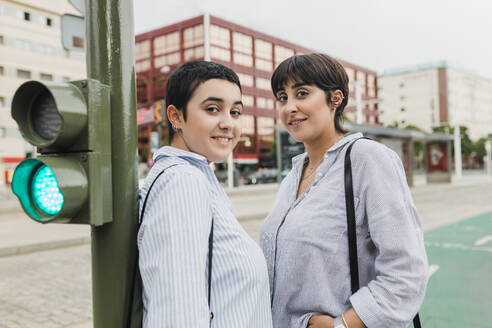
left=85, top=1, right=138, bottom=327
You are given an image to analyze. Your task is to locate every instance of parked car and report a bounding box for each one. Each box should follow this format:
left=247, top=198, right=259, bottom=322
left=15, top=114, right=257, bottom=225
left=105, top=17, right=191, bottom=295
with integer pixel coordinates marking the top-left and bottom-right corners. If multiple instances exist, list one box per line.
left=244, top=168, right=278, bottom=185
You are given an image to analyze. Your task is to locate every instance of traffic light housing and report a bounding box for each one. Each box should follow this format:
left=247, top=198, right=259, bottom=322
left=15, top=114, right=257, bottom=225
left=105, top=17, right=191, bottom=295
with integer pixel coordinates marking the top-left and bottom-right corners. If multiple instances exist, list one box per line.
left=11, top=79, right=113, bottom=225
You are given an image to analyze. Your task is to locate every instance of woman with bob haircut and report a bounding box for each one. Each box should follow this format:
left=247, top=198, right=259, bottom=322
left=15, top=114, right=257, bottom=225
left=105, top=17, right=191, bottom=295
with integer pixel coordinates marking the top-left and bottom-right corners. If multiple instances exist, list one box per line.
left=259, top=53, right=428, bottom=328
left=138, top=61, right=272, bottom=328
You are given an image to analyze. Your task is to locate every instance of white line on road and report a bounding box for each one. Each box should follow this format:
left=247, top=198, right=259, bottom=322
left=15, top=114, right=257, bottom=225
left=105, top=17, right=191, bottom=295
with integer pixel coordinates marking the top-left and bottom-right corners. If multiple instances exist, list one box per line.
left=474, top=235, right=492, bottom=246
left=427, top=264, right=440, bottom=279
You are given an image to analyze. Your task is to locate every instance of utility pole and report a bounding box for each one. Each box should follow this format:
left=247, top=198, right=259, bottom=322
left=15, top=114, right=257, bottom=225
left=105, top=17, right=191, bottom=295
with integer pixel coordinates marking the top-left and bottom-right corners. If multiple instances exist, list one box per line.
left=454, top=124, right=462, bottom=179
left=86, top=1, right=138, bottom=327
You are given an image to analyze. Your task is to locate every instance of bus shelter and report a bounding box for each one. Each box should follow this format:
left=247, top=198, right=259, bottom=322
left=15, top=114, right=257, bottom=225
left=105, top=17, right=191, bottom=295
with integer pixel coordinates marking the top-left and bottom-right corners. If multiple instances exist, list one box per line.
left=277, top=123, right=453, bottom=187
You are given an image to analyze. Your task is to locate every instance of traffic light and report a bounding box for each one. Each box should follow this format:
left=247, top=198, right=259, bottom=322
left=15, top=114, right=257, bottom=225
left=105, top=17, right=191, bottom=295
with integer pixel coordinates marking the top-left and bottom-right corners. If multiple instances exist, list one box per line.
left=11, top=79, right=113, bottom=225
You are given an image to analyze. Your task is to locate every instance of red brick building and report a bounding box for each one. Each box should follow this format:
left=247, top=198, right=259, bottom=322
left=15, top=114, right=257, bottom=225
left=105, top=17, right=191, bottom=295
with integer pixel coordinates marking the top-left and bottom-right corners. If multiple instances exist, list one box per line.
left=135, top=14, right=379, bottom=165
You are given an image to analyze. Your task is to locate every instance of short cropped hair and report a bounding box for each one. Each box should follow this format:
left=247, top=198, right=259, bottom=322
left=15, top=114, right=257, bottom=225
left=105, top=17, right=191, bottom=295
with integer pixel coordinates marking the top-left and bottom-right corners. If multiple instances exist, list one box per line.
left=271, top=53, right=349, bottom=134
left=165, top=61, right=242, bottom=142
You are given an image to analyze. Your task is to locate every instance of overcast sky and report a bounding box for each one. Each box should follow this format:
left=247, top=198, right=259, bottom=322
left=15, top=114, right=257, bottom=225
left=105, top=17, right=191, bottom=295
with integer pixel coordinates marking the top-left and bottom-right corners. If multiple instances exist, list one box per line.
left=133, top=0, right=492, bottom=80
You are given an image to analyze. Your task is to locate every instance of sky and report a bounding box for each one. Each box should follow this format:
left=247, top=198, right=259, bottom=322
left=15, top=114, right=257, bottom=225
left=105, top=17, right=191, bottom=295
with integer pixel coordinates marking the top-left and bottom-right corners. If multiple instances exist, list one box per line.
left=133, top=0, right=492, bottom=80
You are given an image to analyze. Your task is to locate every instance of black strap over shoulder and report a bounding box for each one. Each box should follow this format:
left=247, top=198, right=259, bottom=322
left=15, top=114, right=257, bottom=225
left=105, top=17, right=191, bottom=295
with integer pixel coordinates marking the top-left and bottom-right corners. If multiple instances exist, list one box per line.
left=344, top=137, right=422, bottom=328
left=127, top=164, right=214, bottom=327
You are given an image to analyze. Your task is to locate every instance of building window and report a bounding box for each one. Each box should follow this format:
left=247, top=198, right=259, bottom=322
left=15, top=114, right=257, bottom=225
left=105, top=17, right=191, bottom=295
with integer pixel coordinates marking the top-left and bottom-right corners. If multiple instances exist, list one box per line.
left=400, top=107, right=406, bottom=112
left=255, top=77, right=271, bottom=90
left=0, top=96, right=5, bottom=107
left=46, top=18, right=52, bottom=26
left=24, top=12, right=30, bottom=21
left=241, top=115, right=255, bottom=135
left=255, top=39, right=273, bottom=72
left=40, top=73, right=53, bottom=81
left=0, top=128, right=5, bottom=138
left=63, top=76, right=70, bottom=81
left=14, top=39, right=30, bottom=51
left=356, top=71, right=366, bottom=92
left=243, top=95, right=254, bottom=107
left=135, top=60, right=150, bottom=73
left=183, top=24, right=204, bottom=48
left=237, top=73, right=253, bottom=87
left=367, top=74, right=376, bottom=97
left=233, top=32, right=253, bottom=67
left=257, top=117, right=274, bottom=135
left=0, top=35, right=3, bottom=45
left=154, top=31, right=180, bottom=56
left=17, top=69, right=31, bottom=79
left=233, top=32, right=252, bottom=55
left=345, top=67, right=354, bottom=80
left=0, top=66, right=4, bottom=75
left=274, top=45, right=294, bottom=67
left=399, top=82, right=405, bottom=88
left=135, top=40, right=150, bottom=60
left=210, top=25, right=230, bottom=49
left=184, top=46, right=204, bottom=61
left=256, top=97, right=274, bottom=109
left=154, top=52, right=180, bottom=68
left=210, top=46, right=230, bottom=62
left=233, top=52, right=253, bottom=67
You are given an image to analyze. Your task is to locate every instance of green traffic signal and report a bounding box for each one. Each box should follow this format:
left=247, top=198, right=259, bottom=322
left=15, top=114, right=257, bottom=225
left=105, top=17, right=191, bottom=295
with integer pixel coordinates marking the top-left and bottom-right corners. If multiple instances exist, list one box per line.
left=11, top=79, right=113, bottom=225
left=11, top=157, right=88, bottom=223
left=31, top=165, right=64, bottom=216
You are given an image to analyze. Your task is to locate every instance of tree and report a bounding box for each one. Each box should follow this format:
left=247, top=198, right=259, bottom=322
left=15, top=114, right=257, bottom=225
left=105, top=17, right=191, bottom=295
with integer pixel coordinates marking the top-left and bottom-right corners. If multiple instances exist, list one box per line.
left=432, top=123, right=474, bottom=155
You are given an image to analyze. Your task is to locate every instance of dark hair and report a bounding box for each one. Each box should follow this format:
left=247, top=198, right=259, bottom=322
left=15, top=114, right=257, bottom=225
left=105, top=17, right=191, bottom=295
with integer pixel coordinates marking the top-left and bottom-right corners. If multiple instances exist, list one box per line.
left=165, top=61, right=242, bottom=142
left=271, top=53, right=349, bottom=134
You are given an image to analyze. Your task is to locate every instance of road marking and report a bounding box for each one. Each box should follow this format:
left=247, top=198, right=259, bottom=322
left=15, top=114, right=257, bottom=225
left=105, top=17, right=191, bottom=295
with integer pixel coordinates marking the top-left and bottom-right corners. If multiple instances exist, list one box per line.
left=474, top=235, right=492, bottom=246
left=427, top=264, right=439, bottom=279
left=425, top=241, right=492, bottom=254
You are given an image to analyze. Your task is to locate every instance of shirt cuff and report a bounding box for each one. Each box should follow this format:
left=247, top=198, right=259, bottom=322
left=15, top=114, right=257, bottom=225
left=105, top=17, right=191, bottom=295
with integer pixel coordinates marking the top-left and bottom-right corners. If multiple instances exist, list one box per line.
left=349, top=286, right=389, bottom=328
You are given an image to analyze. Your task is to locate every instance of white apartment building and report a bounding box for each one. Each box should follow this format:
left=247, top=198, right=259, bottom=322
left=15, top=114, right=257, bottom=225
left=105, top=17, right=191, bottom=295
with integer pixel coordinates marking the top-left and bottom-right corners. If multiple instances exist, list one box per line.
left=379, top=61, right=492, bottom=140
left=0, top=0, right=85, bottom=161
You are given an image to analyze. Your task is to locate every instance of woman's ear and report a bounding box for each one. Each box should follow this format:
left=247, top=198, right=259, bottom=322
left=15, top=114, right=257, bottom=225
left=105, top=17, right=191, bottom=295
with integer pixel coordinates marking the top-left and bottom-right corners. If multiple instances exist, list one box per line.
left=330, top=90, right=344, bottom=109
left=167, top=105, right=183, bottom=130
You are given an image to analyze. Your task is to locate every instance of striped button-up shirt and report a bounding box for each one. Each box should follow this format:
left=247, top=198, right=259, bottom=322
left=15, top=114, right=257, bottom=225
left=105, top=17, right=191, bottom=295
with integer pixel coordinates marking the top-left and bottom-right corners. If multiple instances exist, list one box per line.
left=138, top=146, right=273, bottom=328
left=260, top=133, right=428, bottom=328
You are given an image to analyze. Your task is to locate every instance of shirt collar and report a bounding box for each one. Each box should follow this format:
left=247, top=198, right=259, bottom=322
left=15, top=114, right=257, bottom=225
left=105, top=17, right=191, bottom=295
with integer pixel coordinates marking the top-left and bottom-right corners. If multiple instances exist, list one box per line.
left=153, top=146, right=208, bottom=165
left=291, top=132, right=364, bottom=169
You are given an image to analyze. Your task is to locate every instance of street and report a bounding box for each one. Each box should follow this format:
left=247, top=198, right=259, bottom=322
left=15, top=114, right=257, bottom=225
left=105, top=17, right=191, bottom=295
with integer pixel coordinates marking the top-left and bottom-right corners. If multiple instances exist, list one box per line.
left=1, top=178, right=492, bottom=327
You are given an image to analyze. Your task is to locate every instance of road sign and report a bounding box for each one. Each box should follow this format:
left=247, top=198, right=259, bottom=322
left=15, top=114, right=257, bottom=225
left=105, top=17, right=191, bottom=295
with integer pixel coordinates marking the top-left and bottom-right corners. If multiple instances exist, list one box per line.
left=68, top=0, right=85, bottom=15
left=61, top=14, right=85, bottom=52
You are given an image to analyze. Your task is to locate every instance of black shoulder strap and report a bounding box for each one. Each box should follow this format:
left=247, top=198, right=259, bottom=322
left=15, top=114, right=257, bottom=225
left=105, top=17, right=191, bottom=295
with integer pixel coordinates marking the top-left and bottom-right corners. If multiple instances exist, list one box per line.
left=128, top=164, right=214, bottom=327
left=344, top=137, right=370, bottom=293
left=344, top=137, right=422, bottom=328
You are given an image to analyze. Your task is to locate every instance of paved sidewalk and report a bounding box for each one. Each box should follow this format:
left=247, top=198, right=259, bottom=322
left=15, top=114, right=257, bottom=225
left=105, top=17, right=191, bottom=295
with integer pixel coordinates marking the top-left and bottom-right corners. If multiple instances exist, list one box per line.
left=1, top=173, right=492, bottom=328
left=1, top=173, right=491, bottom=258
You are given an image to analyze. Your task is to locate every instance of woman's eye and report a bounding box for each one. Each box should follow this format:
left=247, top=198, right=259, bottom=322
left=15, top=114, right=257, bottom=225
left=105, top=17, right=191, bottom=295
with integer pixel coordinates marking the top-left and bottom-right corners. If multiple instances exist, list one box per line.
left=231, top=109, right=241, bottom=117
left=297, top=90, right=308, bottom=97
left=277, top=95, right=287, bottom=102
left=206, top=106, right=219, bottom=113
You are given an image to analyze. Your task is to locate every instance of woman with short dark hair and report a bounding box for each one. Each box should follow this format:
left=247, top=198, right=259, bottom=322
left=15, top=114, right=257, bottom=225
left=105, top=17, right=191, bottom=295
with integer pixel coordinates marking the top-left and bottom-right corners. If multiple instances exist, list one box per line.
left=260, top=54, right=428, bottom=328
left=138, top=61, right=272, bottom=327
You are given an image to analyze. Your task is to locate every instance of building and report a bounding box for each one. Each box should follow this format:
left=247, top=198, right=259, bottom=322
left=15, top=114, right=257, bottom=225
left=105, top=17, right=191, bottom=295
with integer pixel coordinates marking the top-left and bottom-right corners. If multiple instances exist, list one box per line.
left=0, top=0, right=86, bottom=186
left=379, top=61, right=492, bottom=140
left=135, top=14, right=379, bottom=166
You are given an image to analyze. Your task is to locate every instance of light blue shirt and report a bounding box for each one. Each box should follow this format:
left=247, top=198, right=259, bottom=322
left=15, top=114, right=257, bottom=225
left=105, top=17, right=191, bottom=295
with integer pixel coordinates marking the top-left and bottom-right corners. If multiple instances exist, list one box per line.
left=260, top=133, right=428, bottom=328
left=138, top=146, right=273, bottom=328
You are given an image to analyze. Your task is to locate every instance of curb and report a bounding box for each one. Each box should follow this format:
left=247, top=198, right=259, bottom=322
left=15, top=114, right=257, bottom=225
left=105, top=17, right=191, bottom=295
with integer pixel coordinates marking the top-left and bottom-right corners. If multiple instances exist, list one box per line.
left=0, top=236, right=91, bottom=258
left=0, top=212, right=269, bottom=258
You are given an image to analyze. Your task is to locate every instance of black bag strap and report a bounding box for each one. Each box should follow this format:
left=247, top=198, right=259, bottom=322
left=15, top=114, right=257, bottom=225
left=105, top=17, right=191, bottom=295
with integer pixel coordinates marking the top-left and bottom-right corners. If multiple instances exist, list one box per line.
left=344, top=137, right=422, bottom=328
left=127, top=164, right=214, bottom=327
